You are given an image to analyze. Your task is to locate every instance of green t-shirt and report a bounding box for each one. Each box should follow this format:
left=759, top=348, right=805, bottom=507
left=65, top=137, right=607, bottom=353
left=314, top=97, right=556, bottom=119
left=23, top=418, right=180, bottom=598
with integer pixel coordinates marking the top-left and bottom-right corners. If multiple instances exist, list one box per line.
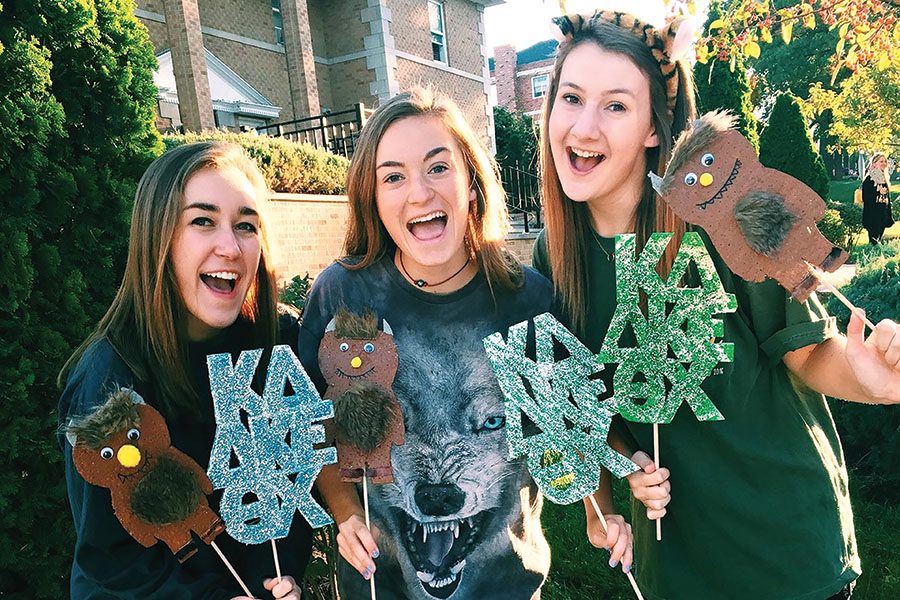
left=533, top=229, right=860, bottom=600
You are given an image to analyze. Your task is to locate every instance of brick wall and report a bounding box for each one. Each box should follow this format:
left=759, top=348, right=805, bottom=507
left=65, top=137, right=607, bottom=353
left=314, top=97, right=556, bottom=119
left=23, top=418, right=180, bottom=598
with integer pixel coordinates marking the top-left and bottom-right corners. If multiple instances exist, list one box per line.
left=389, top=0, right=482, bottom=77
left=328, top=59, right=377, bottom=112
left=198, top=0, right=277, bottom=45
left=515, top=60, right=554, bottom=115
left=265, top=194, right=536, bottom=284
left=142, top=18, right=170, bottom=51
left=315, top=0, right=368, bottom=58
left=202, top=35, right=292, bottom=118
left=394, top=58, right=489, bottom=145
left=266, top=194, right=351, bottom=282
left=492, top=45, right=516, bottom=111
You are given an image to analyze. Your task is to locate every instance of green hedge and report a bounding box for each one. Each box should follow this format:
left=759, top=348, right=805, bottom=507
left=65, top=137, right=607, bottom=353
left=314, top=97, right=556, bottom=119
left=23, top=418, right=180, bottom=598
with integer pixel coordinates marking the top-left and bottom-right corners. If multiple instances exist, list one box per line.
left=164, top=131, right=349, bottom=195
left=1, top=1, right=162, bottom=596
left=826, top=256, right=900, bottom=500
left=759, top=94, right=830, bottom=199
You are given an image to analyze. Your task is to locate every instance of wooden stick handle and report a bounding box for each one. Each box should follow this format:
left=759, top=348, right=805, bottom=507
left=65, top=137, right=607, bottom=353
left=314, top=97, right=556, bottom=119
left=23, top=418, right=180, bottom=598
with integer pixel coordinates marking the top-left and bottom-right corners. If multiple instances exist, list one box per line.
left=587, top=494, right=645, bottom=600
left=804, top=261, right=876, bottom=331
left=271, top=538, right=282, bottom=582
left=653, top=423, right=662, bottom=541
left=363, top=474, right=376, bottom=600
left=211, top=540, right=254, bottom=598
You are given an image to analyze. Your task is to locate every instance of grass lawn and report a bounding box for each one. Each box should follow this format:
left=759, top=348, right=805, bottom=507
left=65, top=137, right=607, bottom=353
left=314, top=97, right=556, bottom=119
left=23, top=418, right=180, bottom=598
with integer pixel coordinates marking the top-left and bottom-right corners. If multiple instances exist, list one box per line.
left=541, top=479, right=900, bottom=599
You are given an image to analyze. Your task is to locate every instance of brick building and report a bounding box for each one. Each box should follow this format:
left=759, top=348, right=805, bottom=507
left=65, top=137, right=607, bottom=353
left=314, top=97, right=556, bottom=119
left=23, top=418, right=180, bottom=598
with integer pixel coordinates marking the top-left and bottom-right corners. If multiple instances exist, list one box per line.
left=137, top=0, right=501, bottom=144
left=489, top=39, right=557, bottom=117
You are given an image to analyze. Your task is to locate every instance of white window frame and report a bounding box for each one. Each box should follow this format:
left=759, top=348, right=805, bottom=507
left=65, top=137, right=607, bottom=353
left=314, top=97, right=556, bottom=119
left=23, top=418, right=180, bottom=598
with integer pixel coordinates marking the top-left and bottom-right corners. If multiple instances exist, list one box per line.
left=531, top=74, right=549, bottom=98
left=429, top=1, right=447, bottom=64
left=272, top=0, right=284, bottom=45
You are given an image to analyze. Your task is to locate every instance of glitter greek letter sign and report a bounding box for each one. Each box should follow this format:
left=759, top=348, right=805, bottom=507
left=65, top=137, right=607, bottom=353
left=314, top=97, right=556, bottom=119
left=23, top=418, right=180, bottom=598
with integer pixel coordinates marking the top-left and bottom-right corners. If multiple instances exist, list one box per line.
left=207, top=345, right=337, bottom=544
left=599, top=232, right=737, bottom=424
left=483, top=313, right=638, bottom=505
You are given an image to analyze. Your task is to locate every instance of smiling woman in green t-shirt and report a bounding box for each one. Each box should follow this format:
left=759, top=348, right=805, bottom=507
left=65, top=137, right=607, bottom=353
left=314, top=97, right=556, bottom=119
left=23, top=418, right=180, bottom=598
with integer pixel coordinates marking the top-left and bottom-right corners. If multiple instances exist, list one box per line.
left=532, top=10, right=900, bottom=600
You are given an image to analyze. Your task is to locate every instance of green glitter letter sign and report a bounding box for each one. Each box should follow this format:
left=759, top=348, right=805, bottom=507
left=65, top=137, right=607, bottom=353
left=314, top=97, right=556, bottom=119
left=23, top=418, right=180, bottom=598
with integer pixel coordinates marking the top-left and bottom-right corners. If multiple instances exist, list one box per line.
left=600, top=232, right=737, bottom=424
left=483, top=313, right=637, bottom=505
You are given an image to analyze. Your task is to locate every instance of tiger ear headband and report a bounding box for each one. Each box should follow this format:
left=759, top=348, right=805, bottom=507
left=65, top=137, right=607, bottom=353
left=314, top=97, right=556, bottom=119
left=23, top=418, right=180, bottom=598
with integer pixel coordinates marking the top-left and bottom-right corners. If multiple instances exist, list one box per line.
left=552, top=11, right=698, bottom=112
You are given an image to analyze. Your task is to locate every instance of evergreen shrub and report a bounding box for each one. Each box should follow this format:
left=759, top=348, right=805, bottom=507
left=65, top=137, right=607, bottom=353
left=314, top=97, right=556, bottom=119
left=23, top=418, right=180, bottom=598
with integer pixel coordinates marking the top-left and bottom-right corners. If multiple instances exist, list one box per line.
left=165, top=131, right=349, bottom=195
left=759, top=93, right=830, bottom=199
left=826, top=256, right=900, bottom=499
left=0, top=1, right=162, bottom=596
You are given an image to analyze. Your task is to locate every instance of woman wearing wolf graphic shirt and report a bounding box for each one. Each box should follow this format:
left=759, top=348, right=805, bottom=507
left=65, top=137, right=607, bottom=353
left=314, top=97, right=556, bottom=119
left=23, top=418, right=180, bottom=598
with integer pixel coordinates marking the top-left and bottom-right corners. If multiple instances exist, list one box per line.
left=298, top=88, right=634, bottom=599
left=533, top=10, right=900, bottom=600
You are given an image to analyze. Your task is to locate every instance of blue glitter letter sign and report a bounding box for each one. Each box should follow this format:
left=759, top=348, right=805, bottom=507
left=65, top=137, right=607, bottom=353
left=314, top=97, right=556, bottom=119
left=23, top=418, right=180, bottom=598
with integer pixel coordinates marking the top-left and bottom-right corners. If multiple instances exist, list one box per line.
left=207, top=345, right=337, bottom=544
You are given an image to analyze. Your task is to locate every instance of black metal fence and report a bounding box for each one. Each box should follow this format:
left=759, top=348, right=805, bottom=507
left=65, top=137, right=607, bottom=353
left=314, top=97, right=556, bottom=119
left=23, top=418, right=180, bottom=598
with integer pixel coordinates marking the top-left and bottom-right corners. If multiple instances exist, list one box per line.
left=256, top=103, right=373, bottom=159
left=500, top=162, right=541, bottom=233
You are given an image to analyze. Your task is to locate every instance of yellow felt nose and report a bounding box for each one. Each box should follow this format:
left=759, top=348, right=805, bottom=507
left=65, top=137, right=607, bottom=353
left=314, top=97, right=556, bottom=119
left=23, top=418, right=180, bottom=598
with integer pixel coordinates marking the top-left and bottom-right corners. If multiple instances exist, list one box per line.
left=350, top=356, right=363, bottom=369
left=118, top=445, right=141, bottom=468
left=699, top=172, right=714, bottom=187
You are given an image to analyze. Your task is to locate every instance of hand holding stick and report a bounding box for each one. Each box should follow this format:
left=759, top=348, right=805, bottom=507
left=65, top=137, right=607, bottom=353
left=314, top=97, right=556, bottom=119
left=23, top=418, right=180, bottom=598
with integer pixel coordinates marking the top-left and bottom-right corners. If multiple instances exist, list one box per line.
left=586, top=495, right=645, bottom=600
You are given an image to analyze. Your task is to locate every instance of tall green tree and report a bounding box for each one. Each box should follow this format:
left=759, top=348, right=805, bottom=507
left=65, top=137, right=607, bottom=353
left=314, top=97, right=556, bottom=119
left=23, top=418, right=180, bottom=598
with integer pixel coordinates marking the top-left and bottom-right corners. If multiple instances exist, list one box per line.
left=493, top=106, right=537, bottom=170
left=759, top=93, right=829, bottom=199
left=694, top=1, right=760, bottom=151
left=0, top=2, right=161, bottom=596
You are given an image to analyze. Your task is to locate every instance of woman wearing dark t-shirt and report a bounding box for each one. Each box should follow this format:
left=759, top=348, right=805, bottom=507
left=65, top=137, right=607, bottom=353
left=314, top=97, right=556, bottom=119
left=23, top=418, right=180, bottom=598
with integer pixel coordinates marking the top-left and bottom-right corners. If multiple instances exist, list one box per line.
left=58, top=142, right=306, bottom=600
left=302, top=88, right=634, bottom=600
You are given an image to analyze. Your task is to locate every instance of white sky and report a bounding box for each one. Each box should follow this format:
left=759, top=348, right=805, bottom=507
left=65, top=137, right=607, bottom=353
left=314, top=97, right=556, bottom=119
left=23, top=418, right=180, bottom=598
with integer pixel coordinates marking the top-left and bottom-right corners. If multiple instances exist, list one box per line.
left=484, top=0, right=710, bottom=51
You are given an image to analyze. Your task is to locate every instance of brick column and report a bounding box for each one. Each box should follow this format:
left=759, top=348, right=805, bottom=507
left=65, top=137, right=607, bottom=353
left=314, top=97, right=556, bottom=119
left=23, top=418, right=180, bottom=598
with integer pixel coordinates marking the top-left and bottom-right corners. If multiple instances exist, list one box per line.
left=281, top=0, right=320, bottom=118
left=492, top=45, right=517, bottom=112
left=163, top=0, right=215, bottom=131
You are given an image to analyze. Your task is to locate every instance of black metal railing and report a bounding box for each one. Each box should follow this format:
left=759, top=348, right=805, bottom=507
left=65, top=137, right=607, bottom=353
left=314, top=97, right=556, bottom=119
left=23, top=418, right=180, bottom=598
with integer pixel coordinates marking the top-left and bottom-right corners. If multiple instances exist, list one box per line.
left=256, top=103, right=373, bottom=159
left=500, top=162, right=541, bottom=233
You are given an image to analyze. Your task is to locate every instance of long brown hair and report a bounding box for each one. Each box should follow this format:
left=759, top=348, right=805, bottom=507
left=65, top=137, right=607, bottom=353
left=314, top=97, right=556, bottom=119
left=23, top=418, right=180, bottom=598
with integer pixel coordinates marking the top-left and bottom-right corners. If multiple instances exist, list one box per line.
left=59, top=142, right=278, bottom=417
left=540, top=19, right=697, bottom=336
left=342, top=87, right=522, bottom=292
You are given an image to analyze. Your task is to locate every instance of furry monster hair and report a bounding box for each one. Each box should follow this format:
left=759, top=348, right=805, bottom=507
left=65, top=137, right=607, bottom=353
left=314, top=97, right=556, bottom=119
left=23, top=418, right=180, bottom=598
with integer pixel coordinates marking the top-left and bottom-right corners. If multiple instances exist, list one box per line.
left=733, top=192, right=797, bottom=255
left=335, top=308, right=379, bottom=339
left=659, top=110, right=737, bottom=195
left=65, top=389, right=141, bottom=449
left=333, top=383, right=398, bottom=452
left=130, top=455, right=203, bottom=524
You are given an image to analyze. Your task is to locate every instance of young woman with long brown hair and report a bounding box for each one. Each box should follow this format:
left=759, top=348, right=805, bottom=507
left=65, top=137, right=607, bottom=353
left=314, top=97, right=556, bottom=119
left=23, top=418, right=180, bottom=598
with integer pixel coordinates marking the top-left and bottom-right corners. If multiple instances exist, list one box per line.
left=58, top=142, right=306, bottom=599
left=533, top=10, right=900, bottom=600
left=299, top=87, right=634, bottom=600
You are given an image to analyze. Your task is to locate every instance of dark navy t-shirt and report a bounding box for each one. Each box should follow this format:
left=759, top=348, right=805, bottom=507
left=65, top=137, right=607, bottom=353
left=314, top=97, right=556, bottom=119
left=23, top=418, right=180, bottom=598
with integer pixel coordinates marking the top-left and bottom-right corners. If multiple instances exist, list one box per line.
left=298, top=254, right=554, bottom=600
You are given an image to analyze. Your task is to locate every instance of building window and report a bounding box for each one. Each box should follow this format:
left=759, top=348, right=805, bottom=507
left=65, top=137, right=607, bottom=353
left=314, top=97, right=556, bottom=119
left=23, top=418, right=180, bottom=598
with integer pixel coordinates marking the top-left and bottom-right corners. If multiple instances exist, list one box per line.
left=429, top=1, right=447, bottom=63
left=272, top=0, right=284, bottom=45
left=532, top=74, right=549, bottom=98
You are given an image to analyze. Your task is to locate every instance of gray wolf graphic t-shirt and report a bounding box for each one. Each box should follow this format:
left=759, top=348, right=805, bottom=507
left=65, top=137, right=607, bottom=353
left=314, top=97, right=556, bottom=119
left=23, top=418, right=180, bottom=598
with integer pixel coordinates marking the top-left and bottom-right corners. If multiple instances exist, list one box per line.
left=299, top=254, right=554, bottom=600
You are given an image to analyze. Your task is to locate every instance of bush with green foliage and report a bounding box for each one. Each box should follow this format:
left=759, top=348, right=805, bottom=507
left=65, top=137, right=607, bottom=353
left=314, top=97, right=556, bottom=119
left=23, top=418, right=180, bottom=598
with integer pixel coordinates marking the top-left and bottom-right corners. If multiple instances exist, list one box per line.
left=493, top=106, right=538, bottom=170
left=825, top=197, right=864, bottom=249
left=850, top=239, right=900, bottom=267
left=165, top=131, right=349, bottom=195
left=759, top=93, right=830, bottom=199
left=0, top=1, right=162, bottom=596
left=825, top=256, right=900, bottom=500
left=694, top=2, right=760, bottom=150
left=279, top=273, right=312, bottom=314
left=817, top=208, right=849, bottom=248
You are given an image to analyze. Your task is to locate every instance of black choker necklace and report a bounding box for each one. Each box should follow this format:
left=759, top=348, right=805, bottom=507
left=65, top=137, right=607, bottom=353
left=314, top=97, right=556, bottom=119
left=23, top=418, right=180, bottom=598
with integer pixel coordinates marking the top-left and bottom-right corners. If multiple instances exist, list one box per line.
left=399, top=252, right=471, bottom=288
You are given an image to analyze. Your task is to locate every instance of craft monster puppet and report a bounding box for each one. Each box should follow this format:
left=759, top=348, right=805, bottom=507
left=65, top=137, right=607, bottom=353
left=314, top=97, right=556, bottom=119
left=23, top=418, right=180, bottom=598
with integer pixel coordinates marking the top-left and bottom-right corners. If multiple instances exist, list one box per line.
left=319, top=308, right=405, bottom=483
left=649, top=111, right=847, bottom=302
left=66, top=388, right=224, bottom=562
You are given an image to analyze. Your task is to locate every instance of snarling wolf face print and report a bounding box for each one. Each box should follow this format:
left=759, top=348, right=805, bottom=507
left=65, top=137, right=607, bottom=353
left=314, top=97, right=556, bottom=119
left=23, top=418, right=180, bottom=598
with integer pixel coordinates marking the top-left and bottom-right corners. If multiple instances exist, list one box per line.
left=339, top=326, right=547, bottom=599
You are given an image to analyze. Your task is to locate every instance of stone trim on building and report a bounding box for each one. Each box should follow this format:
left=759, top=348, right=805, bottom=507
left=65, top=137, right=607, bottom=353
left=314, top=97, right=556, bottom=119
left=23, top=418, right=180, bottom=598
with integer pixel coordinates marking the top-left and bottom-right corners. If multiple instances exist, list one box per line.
left=362, top=0, right=399, bottom=104
left=135, top=9, right=287, bottom=54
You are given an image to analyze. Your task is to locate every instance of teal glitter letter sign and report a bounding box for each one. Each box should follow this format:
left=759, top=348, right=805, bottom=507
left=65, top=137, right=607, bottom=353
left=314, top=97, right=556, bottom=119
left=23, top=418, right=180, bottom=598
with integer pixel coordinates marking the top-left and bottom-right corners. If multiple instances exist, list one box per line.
left=600, top=232, right=737, bottom=424
left=484, top=313, right=637, bottom=505
left=207, top=345, right=337, bottom=544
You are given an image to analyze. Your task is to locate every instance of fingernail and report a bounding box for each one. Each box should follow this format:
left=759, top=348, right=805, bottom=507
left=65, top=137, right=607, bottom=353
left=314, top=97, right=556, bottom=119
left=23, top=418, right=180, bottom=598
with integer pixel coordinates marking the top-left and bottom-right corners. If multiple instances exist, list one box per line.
left=624, top=563, right=632, bottom=573
left=372, top=549, right=380, bottom=559
left=609, top=559, right=619, bottom=568
left=363, top=570, right=370, bottom=580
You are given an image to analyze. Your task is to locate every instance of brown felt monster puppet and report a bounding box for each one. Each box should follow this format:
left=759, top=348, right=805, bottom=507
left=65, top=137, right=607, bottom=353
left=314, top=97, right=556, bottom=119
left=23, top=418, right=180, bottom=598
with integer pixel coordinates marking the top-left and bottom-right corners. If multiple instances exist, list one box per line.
left=318, top=308, right=404, bottom=484
left=649, top=111, right=847, bottom=302
left=66, top=389, right=224, bottom=562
